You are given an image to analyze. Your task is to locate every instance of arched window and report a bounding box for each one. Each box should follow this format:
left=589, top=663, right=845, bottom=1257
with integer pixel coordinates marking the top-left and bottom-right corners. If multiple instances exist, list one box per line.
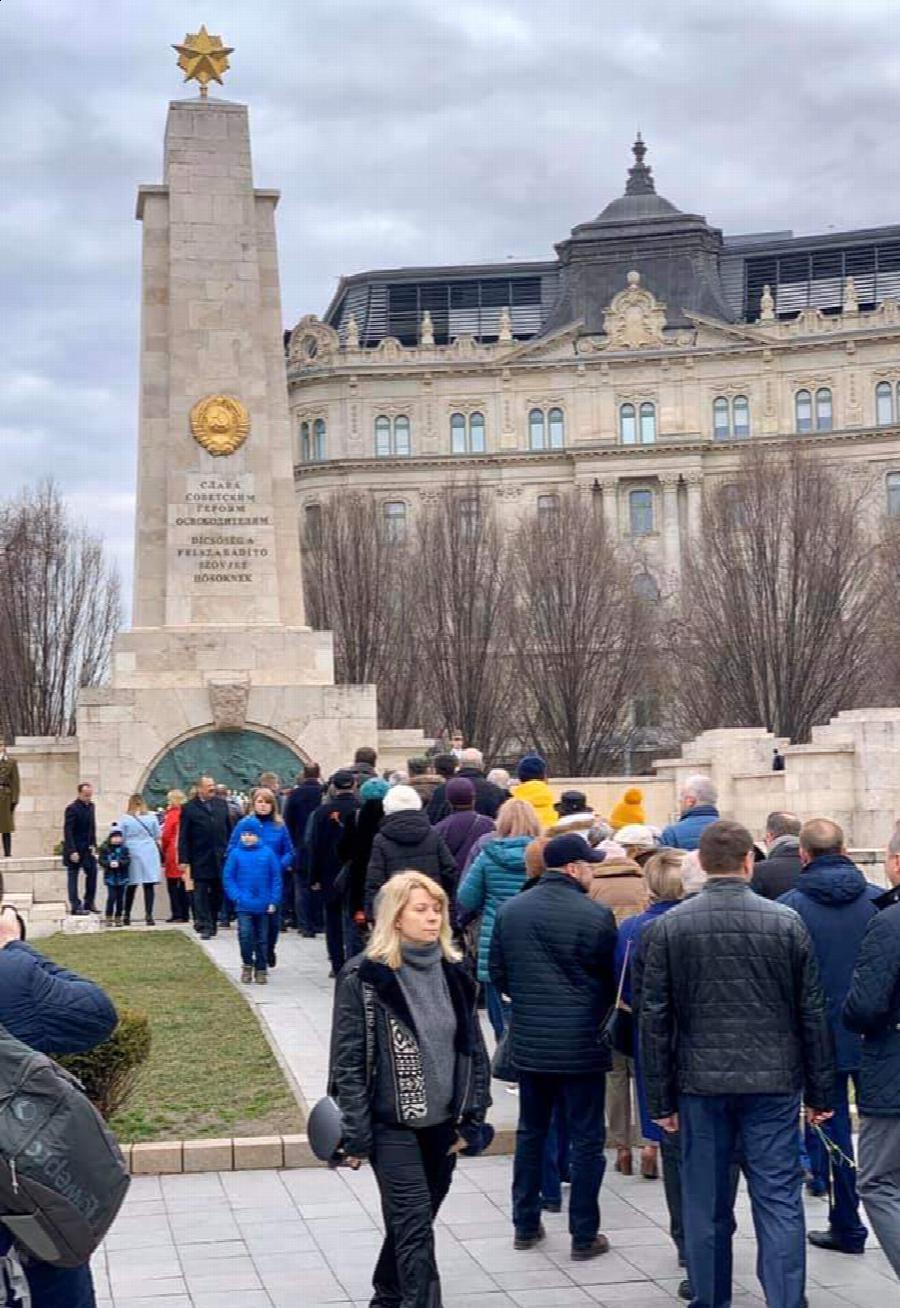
left=300, top=420, right=311, bottom=462
left=633, top=572, right=660, bottom=602
left=640, top=402, right=656, bottom=444
left=732, top=395, right=750, bottom=438
left=713, top=397, right=730, bottom=439
left=537, top=493, right=560, bottom=525
left=383, top=501, right=408, bottom=543
left=450, top=412, right=467, bottom=455
left=888, top=473, right=900, bottom=518
left=394, top=415, right=410, bottom=456
left=451, top=412, right=485, bottom=455
left=629, top=488, right=654, bottom=536
left=528, top=408, right=545, bottom=450
left=548, top=407, right=565, bottom=449
left=375, top=415, right=391, bottom=457
left=620, top=403, right=636, bottom=445
left=304, top=504, right=322, bottom=546
left=877, top=382, right=894, bottom=426
left=375, top=415, right=411, bottom=457
left=795, top=389, right=813, bottom=434
left=313, top=418, right=326, bottom=460
left=815, top=388, right=833, bottom=432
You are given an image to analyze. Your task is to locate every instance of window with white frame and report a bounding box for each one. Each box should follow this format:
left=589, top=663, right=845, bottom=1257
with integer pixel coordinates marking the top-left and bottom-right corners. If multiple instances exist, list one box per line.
left=629, top=488, right=654, bottom=535
left=450, top=411, right=486, bottom=455
left=528, top=407, right=565, bottom=450
left=713, top=395, right=750, bottom=439
left=383, top=500, right=408, bottom=543
left=888, top=472, right=900, bottom=518
left=300, top=418, right=326, bottom=462
left=876, top=382, right=896, bottom=426
left=375, top=414, right=411, bottom=457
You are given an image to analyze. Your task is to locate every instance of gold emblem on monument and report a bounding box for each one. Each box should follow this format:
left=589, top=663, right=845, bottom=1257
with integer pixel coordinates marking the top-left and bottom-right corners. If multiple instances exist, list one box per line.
left=190, top=395, right=250, bottom=456
left=172, top=25, right=234, bottom=98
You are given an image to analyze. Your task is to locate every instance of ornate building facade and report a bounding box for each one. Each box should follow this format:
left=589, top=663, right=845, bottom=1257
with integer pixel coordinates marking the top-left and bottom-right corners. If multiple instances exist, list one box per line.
left=288, top=138, right=900, bottom=601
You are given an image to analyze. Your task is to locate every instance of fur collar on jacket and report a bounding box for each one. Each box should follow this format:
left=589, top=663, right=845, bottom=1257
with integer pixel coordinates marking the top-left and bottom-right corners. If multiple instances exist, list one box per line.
left=356, top=955, right=476, bottom=1055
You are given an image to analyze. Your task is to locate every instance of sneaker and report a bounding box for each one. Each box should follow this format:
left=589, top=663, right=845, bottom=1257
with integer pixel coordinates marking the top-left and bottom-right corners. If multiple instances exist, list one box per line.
left=571, top=1234, right=610, bottom=1261
left=241, top=966, right=253, bottom=984
left=113, top=916, right=123, bottom=928
left=513, top=1224, right=545, bottom=1250
left=254, top=970, right=268, bottom=985
left=104, top=916, right=114, bottom=927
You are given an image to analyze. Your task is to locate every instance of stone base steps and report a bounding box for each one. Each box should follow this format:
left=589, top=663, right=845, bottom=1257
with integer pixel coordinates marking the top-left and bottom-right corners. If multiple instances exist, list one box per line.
left=3, top=891, right=69, bottom=939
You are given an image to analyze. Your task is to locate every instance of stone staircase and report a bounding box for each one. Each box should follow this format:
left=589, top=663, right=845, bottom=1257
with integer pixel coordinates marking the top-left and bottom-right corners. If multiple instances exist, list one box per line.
left=1, top=857, right=69, bottom=938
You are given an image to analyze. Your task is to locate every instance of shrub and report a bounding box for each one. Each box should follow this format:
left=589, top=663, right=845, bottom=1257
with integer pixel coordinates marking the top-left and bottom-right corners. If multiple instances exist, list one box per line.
left=56, top=1009, right=152, bottom=1121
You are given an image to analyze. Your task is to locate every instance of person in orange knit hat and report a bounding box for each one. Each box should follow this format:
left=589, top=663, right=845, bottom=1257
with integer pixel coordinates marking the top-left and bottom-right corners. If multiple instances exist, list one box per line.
left=609, top=787, right=646, bottom=830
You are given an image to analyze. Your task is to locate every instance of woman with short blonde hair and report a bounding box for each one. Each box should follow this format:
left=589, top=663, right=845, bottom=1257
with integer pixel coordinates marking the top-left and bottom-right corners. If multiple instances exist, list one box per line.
left=329, top=870, right=492, bottom=1306
left=495, top=798, right=541, bottom=840
left=642, top=848, right=685, bottom=905
left=119, top=793, right=161, bottom=926
left=162, top=789, right=189, bottom=923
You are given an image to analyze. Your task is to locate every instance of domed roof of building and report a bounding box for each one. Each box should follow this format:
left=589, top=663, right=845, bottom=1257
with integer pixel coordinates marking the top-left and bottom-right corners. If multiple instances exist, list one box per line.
left=588, top=134, right=682, bottom=228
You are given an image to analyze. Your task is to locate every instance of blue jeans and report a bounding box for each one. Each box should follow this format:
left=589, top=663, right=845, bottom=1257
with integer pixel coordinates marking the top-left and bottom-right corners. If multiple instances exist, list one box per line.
left=513, top=1071, right=606, bottom=1247
left=237, top=911, right=270, bottom=972
left=680, top=1092, right=806, bottom=1308
left=817, top=1071, right=868, bottom=1249
left=24, top=1261, right=95, bottom=1307
left=484, top=982, right=509, bottom=1043
left=541, top=1104, right=571, bottom=1205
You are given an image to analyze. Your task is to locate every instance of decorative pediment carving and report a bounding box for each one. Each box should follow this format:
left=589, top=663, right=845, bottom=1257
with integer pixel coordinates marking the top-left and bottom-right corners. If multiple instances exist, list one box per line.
left=288, top=314, right=340, bottom=365
left=207, top=676, right=250, bottom=732
left=603, top=270, right=667, bottom=349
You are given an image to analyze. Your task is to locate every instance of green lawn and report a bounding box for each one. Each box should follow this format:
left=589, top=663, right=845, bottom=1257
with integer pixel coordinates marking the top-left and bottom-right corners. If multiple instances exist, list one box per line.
left=41, top=930, right=304, bottom=1144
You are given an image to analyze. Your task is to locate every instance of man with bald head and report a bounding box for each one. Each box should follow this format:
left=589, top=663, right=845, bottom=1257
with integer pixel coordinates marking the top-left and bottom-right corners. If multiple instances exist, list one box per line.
left=780, top=818, right=883, bottom=1256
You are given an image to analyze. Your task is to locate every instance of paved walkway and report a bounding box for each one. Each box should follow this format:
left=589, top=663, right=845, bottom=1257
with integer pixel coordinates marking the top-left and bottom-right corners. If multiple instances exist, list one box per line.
left=91, top=928, right=895, bottom=1307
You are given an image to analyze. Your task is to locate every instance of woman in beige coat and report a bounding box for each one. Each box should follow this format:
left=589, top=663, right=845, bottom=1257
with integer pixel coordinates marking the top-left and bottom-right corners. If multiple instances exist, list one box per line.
left=586, top=842, right=652, bottom=1176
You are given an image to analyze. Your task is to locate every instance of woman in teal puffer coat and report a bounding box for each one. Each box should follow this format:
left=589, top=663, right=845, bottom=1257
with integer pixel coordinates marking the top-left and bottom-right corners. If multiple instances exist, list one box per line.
left=457, top=798, right=541, bottom=1039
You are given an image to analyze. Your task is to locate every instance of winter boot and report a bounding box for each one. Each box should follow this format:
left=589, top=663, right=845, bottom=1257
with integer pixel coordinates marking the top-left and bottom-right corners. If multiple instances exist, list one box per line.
left=241, top=965, right=253, bottom=984
left=254, top=970, right=268, bottom=985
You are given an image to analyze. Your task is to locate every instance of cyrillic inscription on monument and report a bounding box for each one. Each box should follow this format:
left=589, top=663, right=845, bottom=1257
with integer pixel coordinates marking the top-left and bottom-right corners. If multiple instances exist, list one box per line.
left=172, top=473, right=272, bottom=586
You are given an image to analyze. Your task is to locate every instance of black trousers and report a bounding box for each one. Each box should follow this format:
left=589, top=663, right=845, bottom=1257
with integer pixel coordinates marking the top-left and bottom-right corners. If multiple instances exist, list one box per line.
left=67, top=851, right=97, bottom=912
left=324, top=900, right=346, bottom=975
left=1, top=832, right=10, bottom=857
left=371, top=1120, right=457, bottom=1308
left=104, top=885, right=126, bottom=919
left=193, top=879, right=222, bottom=934
left=124, top=884, right=155, bottom=920
left=166, top=878, right=190, bottom=921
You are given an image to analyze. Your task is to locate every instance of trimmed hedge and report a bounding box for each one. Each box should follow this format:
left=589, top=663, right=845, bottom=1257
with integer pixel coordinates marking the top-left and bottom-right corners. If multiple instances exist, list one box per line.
left=56, top=1009, right=152, bottom=1121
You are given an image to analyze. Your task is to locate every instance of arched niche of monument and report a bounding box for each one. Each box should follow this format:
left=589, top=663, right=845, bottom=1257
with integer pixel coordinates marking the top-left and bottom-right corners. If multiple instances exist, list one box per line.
left=140, top=726, right=309, bottom=809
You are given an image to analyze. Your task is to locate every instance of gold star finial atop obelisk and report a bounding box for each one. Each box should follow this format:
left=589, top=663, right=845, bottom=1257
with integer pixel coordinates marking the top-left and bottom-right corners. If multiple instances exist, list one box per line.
left=172, top=25, right=234, bottom=98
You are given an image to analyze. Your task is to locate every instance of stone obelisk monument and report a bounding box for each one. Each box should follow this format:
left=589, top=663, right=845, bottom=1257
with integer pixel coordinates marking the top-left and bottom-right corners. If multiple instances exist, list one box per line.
left=77, top=30, right=376, bottom=820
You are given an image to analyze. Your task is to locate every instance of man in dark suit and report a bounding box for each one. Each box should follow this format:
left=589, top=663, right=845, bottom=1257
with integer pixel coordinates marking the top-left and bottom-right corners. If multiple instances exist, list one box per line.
left=178, top=774, right=232, bottom=939
left=751, top=811, right=803, bottom=900
left=63, top=781, right=98, bottom=915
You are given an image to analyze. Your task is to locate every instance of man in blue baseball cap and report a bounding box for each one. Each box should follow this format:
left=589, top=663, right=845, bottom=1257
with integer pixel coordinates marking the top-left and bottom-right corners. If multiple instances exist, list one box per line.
left=489, top=832, right=618, bottom=1262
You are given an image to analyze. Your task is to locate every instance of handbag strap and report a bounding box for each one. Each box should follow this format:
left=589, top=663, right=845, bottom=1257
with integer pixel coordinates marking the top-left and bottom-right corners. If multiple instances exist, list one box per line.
left=614, top=940, right=631, bottom=1008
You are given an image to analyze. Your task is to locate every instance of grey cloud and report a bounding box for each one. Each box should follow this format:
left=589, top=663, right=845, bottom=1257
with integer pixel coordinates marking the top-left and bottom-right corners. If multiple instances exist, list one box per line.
left=2, top=0, right=899, bottom=611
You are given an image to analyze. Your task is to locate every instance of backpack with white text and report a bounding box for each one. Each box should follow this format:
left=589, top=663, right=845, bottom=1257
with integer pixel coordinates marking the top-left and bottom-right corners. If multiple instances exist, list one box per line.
left=0, top=1024, right=130, bottom=1267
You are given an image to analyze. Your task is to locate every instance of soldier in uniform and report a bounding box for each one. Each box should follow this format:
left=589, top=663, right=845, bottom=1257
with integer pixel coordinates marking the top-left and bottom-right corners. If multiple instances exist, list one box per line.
left=0, top=737, right=20, bottom=858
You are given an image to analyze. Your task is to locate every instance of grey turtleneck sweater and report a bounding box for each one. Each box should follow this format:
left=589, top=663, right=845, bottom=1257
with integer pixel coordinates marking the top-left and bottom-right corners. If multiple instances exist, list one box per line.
left=397, top=942, right=457, bottom=1128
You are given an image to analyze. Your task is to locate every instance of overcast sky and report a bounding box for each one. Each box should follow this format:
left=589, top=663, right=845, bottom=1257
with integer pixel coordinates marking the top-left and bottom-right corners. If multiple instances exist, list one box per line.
left=2, top=0, right=899, bottom=617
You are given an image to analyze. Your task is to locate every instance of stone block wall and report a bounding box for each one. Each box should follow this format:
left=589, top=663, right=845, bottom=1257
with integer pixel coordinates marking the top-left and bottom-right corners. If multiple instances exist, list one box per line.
left=7, top=738, right=80, bottom=859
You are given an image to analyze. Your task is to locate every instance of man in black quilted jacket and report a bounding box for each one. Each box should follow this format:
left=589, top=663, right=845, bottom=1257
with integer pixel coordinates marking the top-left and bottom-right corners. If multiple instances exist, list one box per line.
left=640, top=819, right=834, bottom=1308
left=489, top=833, right=617, bottom=1262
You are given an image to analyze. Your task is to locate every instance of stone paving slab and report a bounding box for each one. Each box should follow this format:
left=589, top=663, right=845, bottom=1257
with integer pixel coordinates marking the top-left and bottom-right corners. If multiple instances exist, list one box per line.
left=94, top=1157, right=895, bottom=1307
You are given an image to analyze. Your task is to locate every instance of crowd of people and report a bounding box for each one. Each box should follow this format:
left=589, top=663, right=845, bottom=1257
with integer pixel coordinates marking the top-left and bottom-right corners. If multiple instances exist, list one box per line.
left=51, top=747, right=900, bottom=1308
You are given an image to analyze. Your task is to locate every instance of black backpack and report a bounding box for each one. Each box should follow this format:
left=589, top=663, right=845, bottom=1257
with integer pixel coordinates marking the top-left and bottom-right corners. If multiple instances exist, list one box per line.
left=0, top=1025, right=130, bottom=1267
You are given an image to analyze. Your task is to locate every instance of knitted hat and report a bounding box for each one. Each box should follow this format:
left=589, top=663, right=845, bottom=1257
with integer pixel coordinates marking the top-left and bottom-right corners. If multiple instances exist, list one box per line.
left=383, top=784, right=423, bottom=815
left=517, top=754, right=546, bottom=783
left=331, top=769, right=355, bottom=791
left=360, top=777, right=389, bottom=803
left=446, top=777, right=476, bottom=808
left=608, top=786, right=646, bottom=830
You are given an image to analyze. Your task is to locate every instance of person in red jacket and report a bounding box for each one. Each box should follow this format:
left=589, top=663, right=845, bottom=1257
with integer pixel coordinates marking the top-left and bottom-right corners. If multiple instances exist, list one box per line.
left=160, top=789, right=190, bottom=923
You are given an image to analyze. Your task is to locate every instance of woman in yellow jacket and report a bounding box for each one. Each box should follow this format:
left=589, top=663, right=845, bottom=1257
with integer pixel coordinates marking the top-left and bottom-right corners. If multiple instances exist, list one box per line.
left=510, top=755, right=557, bottom=829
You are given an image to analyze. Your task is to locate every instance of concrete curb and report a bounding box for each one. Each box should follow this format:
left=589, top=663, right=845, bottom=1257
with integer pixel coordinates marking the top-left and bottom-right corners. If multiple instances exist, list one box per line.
left=123, top=1126, right=517, bottom=1175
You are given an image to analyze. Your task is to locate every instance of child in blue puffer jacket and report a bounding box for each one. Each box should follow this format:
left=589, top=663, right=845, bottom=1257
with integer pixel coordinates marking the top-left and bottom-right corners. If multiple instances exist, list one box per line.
left=223, top=817, right=282, bottom=986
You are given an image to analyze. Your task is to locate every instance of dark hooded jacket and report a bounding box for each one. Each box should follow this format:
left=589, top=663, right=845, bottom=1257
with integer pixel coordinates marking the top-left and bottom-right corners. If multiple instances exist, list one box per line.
left=751, top=835, right=803, bottom=900
left=364, top=810, right=456, bottom=917
left=843, top=885, right=900, bottom=1115
left=434, top=809, right=495, bottom=877
left=337, top=798, right=385, bottom=916
left=779, top=853, right=881, bottom=1070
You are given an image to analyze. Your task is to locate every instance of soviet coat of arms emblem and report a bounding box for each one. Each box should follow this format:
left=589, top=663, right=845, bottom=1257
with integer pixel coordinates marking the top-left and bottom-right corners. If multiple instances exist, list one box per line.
left=190, top=395, right=250, bottom=456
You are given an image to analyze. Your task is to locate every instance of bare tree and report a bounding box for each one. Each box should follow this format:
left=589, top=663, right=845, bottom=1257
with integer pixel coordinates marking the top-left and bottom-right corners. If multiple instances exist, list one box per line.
left=0, top=480, right=121, bottom=737
left=675, top=445, right=880, bottom=742
left=301, top=492, right=421, bottom=728
left=512, top=494, right=650, bottom=774
left=412, top=484, right=515, bottom=756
